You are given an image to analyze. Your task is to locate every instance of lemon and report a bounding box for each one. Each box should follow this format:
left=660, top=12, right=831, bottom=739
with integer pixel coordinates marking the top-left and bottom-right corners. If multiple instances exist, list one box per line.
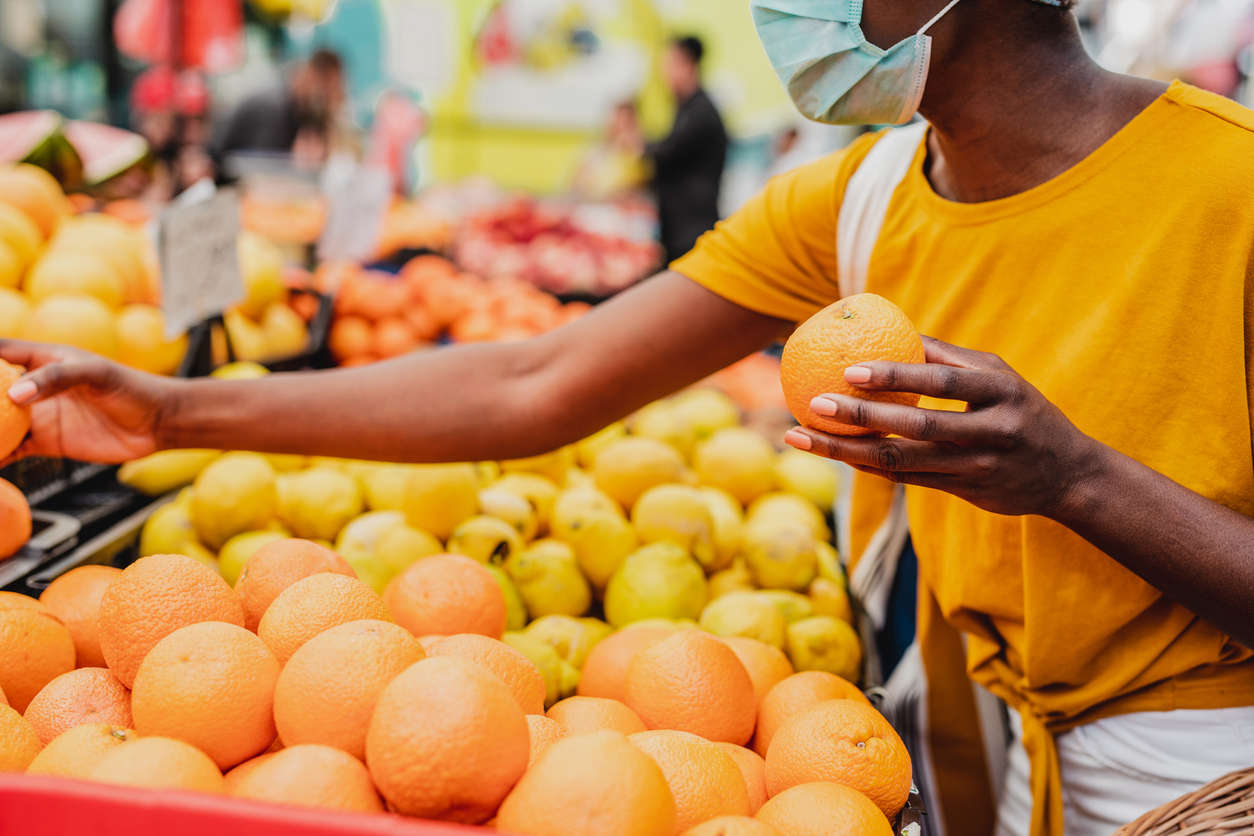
left=699, top=487, right=743, bottom=571
left=488, top=565, right=529, bottom=631
left=176, top=539, right=219, bottom=571
left=370, top=523, right=443, bottom=590
left=809, top=577, right=853, bottom=623
left=698, top=591, right=787, bottom=647
left=695, top=427, right=778, bottom=506
left=505, top=539, right=592, bottom=618
left=115, top=304, right=187, bottom=375
left=262, top=454, right=308, bottom=473
left=503, top=632, right=563, bottom=709
left=774, top=449, right=840, bottom=512
left=236, top=230, right=286, bottom=319
left=478, top=487, right=539, bottom=541
left=576, top=422, right=627, bottom=468
left=785, top=615, right=862, bottom=681
left=118, top=449, right=221, bottom=496
left=708, top=560, right=756, bottom=599
left=354, top=463, right=414, bottom=511
left=815, top=540, right=844, bottom=584
left=748, top=492, right=830, bottom=541
left=335, top=510, right=406, bottom=564
left=223, top=309, right=269, bottom=363
left=402, top=464, right=480, bottom=540
left=551, top=507, right=636, bottom=589
left=261, top=301, right=308, bottom=359
left=210, top=361, right=270, bottom=380
left=742, top=518, right=818, bottom=592
left=276, top=466, right=364, bottom=542
left=501, top=447, right=576, bottom=484
left=217, top=530, right=287, bottom=586
left=552, top=484, right=623, bottom=524
left=671, top=388, right=741, bottom=442
left=558, top=658, right=581, bottom=702
left=192, top=452, right=277, bottom=551
left=447, top=515, right=526, bottom=566
left=524, top=614, right=613, bottom=669
left=622, top=618, right=697, bottom=632
left=475, top=461, right=502, bottom=487
left=631, top=484, right=718, bottom=571
left=0, top=242, right=21, bottom=290
left=0, top=286, right=30, bottom=337
left=604, top=542, right=707, bottom=628
left=757, top=589, right=815, bottom=623
left=139, top=500, right=198, bottom=557
left=492, top=472, right=559, bottom=534
left=265, top=519, right=294, bottom=535
left=594, top=437, right=689, bottom=510
left=628, top=400, right=696, bottom=458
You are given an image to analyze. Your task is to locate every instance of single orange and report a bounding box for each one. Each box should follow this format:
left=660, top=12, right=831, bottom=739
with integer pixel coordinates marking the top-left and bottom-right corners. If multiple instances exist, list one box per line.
left=97, top=554, right=245, bottom=688
left=629, top=729, right=751, bottom=833
left=0, top=361, right=31, bottom=461
left=764, top=699, right=911, bottom=820
left=496, top=731, right=676, bottom=836
left=366, top=656, right=529, bottom=823
left=224, top=752, right=278, bottom=792
left=257, top=573, right=392, bottom=664
left=780, top=293, right=924, bottom=437
left=329, top=315, right=374, bottom=362
left=755, top=781, right=892, bottom=836
left=273, top=619, right=424, bottom=761
left=26, top=723, right=136, bottom=778
left=577, top=627, right=673, bottom=703
left=373, top=316, right=420, bottom=358
left=23, top=667, right=132, bottom=744
left=39, top=564, right=123, bottom=668
left=89, top=736, right=224, bottom=794
left=714, top=742, right=768, bottom=814
left=722, top=637, right=794, bottom=708
left=0, top=704, right=41, bottom=772
left=753, top=671, right=868, bottom=757
left=131, top=622, right=281, bottom=770
left=0, top=594, right=75, bottom=712
left=230, top=744, right=383, bottom=813
left=547, top=696, right=646, bottom=736
left=427, top=634, right=546, bottom=716
left=235, top=538, right=356, bottom=632
left=685, top=816, right=781, bottom=836
left=625, top=630, right=756, bottom=745
left=0, top=479, right=30, bottom=561
left=525, top=714, right=567, bottom=767
left=383, top=554, right=506, bottom=639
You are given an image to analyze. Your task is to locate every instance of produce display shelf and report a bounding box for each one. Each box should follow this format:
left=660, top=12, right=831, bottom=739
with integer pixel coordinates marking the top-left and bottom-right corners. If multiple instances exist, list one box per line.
left=177, top=289, right=336, bottom=378
left=0, top=774, right=487, bottom=836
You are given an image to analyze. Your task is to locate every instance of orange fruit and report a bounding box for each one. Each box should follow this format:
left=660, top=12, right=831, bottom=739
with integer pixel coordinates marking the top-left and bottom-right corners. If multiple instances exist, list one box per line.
left=625, top=630, right=756, bottom=745
left=755, top=781, right=892, bottom=836
left=496, top=730, right=676, bottom=836
left=0, top=594, right=75, bottom=712
left=0, top=704, right=41, bottom=772
left=39, top=564, right=123, bottom=668
left=753, top=671, right=868, bottom=757
left=779, top=293, right=925, bottom=437
left=427, top=634, right=545, bottom=715
left=383, top=554, right=506, bottom=639
left=273, top=619, right=425, bottom=760
left=26, top=723, right=136, bottom=778
left=329, top=315, right=374, bottom=361
left=224, top=752, right=278, bottom=792
left=525, top=714, right=567, bottom=767
left=723, top=637, right=794, bottom=708
left=0, top=164, right=69, bottom=237
left=132, top=622, right=281, bottom=770
left=89, top=736, right=224, bottom=794
left=0, top=479, right=31, bottom=560
left=685, top=816, right=781, bottom=836
left=257, top=573, right=393, bottom=664
left=366, top=656, right=529, bottom=823
left=235, top=538, right=356, bottom=632
left=0, top=685, right=6, bottom=706
left=0, top=361, right=31, bottom=461
left=97, top=554, right=245, bottom=688
left=373, top=316, right=421, bottom=358
left=714, top=743, right=768, bottom=814
left=764, top=699, right=911, bottom=820
left=230, top=744, right=383, bottom=813
left=578, top=627, right=672, bottom=703
left=547, top=696, right=646, bottom=736
left=629, top=729, right=750, bottom=833
left=24, top=667, right=132, bottom=744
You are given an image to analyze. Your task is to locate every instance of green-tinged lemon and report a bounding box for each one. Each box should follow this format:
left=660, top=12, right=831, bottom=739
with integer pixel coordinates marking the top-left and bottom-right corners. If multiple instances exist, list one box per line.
left=552, top=509, right=637, bottom=589
left=575, top=422, right=627, bottom=469
left=593, top=437, right=688, bottom=511
left=375, top=523, right=443, bottom=576
left=217, top=530, right=287, bottom=586
left=191, top=452, right=277, bottom=551
left=335, top=510, right=406, bottom=564
left=671, top=388, right=741, bottom=442
left=276, top=466, right=364, bottom=542
left=631, top=483, right=717, bottom=571
left=505, top=539, right=592, bottom=618
left=742, top=518, right=818, bottom=592
left=139, top=500, right=198, bottom=558
left=503, top=631, right=563, bottom=709
left=488, top=565, right=529, bottom=632
left=698, top=591, right=787, bottom=648
left=603, top=542, right=707, bottom=628
left=448, top=515, right=526, bottom=566
left=355, top=463, right=414, bottom=511
left=402, top=463, right=480, bottom=540
left=478, top=487, right=539, bottom=541
left=774, top=449, right=840, bottom=512
left=785, top=615, right=862, bottom=682
left=757, top=589, right=815, bottom=623
left=809, top=577, right=853, bottom=623
left=524, top=614, right=613, bottom=669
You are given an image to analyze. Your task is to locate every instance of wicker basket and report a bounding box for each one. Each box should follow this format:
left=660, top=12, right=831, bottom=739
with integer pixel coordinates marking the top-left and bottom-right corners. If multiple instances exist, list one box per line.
left=1113, top=767, right=1254, bottom=835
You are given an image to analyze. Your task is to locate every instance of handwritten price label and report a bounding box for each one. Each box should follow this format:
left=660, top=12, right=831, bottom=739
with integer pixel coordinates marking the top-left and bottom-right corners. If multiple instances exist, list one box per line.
left=317, top=164, right=392, bottom=263
left=159, top=191, right=244, bottom=339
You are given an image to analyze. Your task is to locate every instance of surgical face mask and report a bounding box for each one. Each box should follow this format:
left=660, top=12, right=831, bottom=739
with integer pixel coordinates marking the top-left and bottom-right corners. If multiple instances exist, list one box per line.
left=751, top=0, right=965, bottom=126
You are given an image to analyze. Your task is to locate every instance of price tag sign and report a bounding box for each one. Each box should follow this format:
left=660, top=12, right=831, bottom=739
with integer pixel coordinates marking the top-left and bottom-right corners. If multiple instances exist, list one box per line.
left=159, top=191, right=245, bottom=339
left=317, top=164, right=392, bottom=263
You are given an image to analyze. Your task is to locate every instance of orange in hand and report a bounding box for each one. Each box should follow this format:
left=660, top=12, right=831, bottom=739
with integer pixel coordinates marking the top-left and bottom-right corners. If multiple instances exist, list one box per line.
left=0, top=360, right=31, bottom=460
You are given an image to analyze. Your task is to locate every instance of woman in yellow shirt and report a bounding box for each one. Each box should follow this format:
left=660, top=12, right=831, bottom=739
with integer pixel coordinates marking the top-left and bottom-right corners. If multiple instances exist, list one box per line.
left=5, top=0, right=1254, bottom=833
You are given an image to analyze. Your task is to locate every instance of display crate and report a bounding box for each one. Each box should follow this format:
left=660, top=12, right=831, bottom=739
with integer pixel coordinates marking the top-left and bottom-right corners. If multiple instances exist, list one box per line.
left=177, top=289, right=335, bottom=378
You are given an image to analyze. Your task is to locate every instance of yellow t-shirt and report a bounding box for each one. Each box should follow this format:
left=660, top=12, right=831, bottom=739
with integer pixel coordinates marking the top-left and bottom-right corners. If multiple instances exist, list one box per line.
left=674, top=81, right=1254, bottom=832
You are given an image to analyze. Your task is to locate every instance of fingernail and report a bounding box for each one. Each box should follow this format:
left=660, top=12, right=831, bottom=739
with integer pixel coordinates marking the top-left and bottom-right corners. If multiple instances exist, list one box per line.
left=809, top=396, right=838, bottom=417
left=845, top=366, right=872, bottom=384
left=784, top=429, right=812, bottom=451
left=8, top=379, right=36, bottom=405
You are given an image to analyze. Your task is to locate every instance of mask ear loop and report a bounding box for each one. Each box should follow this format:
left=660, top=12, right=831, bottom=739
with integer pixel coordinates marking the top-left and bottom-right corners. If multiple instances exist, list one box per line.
left=893, top=0, right=964, bottom=124
left=918, top=0, right=964, bottom=34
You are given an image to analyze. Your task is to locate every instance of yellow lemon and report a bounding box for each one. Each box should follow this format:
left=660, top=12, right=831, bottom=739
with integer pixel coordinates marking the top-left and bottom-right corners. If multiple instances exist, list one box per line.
left=603, top=542, right=707, bottom=628
left=708, top=560, right=756, bottom=600
left=191, top=452, right=277, bottom=551
left=671, top=388, right=741, bottom=442
left=593, top=437, right=688, bottom=511
left=628, top=399, right=696, bottom=458
left=139, top=500, right=198, bottom=558
left=0, top=241, right=22, bottom=289
left=747, top=492, right=830, bottom=541
left=217, top=530, right=287, bottom=586
left=757, top=589, right=815, bottom=623
left=491, top=471, right=560, bottom=534
left=447, top=514, right=526, bottom=565
left=276, top=466, right=364, bottom=542
left=505, top=539, right=592, bottom=619
left=25, top=250, right=126, bottom=309
left=694, top=427, right=777, bottom=506
left=210, top=361, right=269, bottom=380
left=575, top=422, right=627, bottom=468
left=0, top=286, right=29, bottom=336
left=402, top=464, right=479, bottom=540
left=236, top=230, right=286, bottom=319
left=631, top=483, right=718, bottom=571
left=25, top=293, right=119, bottom=358
left=524, top=615, right=613, bottom=669
left=501, top=447, right=576, bottom=484
left=808, top=577, right=853, bottom=624
left=335, top=510, right=406, bottom=564
left=357, top=463, right=416, bottom=511
left=503, top=631, right=563, bottom=709
left=488, top=565, right=529, bottom=632
left=478, top=487, right=539, bottom=541
left=698, top=591, right=787, bottom=648
left=785, top=615, right=862, bottom=682
left=774, top=449, right=840, bottom=513
left=741, top=517, right=818, bottom=592
left=115, top=304, right=187, bottom=375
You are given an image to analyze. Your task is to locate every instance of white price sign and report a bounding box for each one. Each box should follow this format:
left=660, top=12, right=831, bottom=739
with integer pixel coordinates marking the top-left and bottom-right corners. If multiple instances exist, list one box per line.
left=317, top=164, right=392, bottom=264
left=159, top=192, right=245, bottom=339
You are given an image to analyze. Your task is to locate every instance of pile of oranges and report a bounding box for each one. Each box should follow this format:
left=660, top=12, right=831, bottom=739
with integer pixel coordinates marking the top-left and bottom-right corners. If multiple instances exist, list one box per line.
left=0, top=542, right=910, bottom=836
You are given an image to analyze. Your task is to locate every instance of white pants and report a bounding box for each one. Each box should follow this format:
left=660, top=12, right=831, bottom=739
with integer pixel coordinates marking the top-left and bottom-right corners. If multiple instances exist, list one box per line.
left=993, top=706, right=1254, bottom=836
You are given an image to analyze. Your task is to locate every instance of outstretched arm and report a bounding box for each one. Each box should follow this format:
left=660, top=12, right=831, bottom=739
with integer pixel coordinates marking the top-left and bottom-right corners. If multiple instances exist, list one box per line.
left=1, top=272, right=791, bottom=466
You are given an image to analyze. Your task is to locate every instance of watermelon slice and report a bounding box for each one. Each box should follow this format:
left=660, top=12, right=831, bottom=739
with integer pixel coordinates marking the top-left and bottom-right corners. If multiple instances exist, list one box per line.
left=63, top=121, right=150, bottom=186
left=0, top=110, right=83, bottom=188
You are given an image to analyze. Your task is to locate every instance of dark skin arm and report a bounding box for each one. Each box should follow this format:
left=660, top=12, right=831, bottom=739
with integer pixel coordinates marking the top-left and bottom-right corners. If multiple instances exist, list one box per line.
left=783, top=337, right=1254, bottom=650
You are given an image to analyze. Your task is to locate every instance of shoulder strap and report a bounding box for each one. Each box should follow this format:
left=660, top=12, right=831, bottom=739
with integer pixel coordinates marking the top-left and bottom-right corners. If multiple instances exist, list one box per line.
left=835, top=121, right=928, bottom=298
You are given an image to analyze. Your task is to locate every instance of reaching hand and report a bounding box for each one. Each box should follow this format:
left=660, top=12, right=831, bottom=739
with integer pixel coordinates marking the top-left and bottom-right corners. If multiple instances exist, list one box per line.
left=783, top=336, right=1104, bottom=518
left=0, top=340, right=173, bottom=466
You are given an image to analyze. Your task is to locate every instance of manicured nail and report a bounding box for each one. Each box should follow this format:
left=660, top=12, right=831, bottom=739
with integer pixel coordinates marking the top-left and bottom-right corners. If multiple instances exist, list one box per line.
left=8, top=379, right=36, bottom=405
left=784, top=429, right=812, bottom=451
left=845, top=366, right=872, bottom=384
left=809, top=396, right=838, bottom=417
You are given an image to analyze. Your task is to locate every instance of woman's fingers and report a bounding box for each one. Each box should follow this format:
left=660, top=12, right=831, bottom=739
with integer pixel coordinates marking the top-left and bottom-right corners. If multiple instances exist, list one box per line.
left=783, top=427, right=962, bottom=474
left=807, top=393, right=978, bottom=442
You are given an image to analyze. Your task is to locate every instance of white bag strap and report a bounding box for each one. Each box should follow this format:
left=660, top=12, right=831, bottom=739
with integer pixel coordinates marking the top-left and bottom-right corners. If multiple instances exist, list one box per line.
left=835, top=121, right=928, bottom=299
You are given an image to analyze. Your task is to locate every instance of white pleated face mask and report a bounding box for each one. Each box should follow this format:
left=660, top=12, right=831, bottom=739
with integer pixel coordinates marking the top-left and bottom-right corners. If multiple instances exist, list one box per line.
left=751, top=0, right=965, bottom=126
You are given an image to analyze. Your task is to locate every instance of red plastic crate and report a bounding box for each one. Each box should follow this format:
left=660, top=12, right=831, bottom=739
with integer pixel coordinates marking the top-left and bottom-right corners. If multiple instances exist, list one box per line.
left=0, top=773, right=492, bottom=836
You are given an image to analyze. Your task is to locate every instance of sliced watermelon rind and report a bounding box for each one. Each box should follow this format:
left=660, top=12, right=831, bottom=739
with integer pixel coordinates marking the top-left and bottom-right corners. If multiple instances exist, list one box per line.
left=0, top=110, right=62, bottom=164
left=64, top=121, right=150, bottom=185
